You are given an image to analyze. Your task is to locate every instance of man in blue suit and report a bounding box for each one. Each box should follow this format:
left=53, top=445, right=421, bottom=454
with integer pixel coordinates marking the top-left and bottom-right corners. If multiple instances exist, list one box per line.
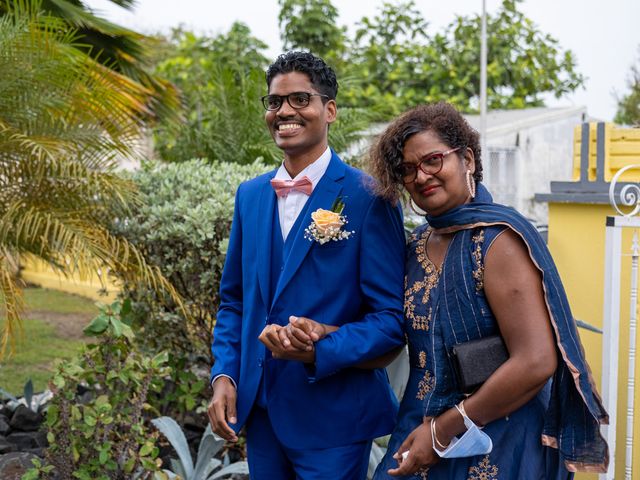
left=208, top=51, right=405, bottom=479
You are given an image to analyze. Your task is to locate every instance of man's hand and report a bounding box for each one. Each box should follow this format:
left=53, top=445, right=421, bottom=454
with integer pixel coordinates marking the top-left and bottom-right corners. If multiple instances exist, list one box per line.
left=259, top=323, right=315, bottom=363
left=207, top=376, right=238, bottom=442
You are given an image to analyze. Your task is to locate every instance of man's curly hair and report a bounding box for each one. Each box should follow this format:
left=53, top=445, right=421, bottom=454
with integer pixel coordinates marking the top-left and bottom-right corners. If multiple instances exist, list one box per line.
left=368, top=102, right=483, bottom=203
left=266, top=51, right=338, bottom=100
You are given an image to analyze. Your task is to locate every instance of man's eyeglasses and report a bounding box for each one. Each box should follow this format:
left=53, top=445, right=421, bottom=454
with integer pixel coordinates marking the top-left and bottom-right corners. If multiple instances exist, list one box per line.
left=261, top=92, right=329, bottom=111
left=399, top=147, right=461, bottom=184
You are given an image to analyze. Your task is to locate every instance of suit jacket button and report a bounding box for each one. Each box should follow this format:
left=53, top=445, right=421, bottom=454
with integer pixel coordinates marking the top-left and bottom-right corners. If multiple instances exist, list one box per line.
left=258, top=358, right=264, bottom=367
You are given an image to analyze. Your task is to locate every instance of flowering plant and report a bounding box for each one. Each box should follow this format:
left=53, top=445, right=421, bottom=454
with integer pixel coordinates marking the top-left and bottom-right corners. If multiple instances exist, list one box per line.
left=304, top=197, right=354, bottom=245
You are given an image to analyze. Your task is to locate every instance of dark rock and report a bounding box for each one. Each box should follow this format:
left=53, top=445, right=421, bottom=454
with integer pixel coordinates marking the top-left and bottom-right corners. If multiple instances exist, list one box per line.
left=227, top=447, right=244, bottom=464
left=77, top=391, right=93, bottom=405
left=0, top=416, right=10, bottom=435
left=25, top=447, right=45, bottom=458
left=34, top=430, right=49, bottom=448
left=76, top=383, right=90, bottom=395
left=6, top=432, right=37, bottom=450
left=0, top=436, right=17, bottom=454
left=0, top=452, right=39, bottom=480
left=10, top=405, right=42, bottom=432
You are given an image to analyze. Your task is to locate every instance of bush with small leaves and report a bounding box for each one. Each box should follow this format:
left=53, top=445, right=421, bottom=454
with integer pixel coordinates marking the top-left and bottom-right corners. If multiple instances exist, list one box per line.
left=112, top=159, right=271, bottom=365
left=26, top=300, right=172, bottom=479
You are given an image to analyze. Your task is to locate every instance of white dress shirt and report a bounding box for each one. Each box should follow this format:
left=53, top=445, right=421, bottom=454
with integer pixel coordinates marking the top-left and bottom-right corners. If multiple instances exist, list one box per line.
left=273, top=147, right=332, bottom=240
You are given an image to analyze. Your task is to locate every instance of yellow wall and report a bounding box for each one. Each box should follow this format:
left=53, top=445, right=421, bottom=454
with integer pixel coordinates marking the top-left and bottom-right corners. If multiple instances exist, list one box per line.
left=21, top=256, right=118, bottom=302
left=550, top=122, right=640, bottom=479
left=572, top=123, right=640, bottom=182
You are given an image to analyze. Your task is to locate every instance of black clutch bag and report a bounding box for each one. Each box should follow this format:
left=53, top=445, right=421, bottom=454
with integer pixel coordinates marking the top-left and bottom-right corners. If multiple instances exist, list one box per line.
left=450, top=335, right=509, bottom=393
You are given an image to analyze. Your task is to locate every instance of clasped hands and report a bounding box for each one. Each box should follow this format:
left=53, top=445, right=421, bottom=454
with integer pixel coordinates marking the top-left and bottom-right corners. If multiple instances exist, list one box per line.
left=258, top=315, right=331, bottom=363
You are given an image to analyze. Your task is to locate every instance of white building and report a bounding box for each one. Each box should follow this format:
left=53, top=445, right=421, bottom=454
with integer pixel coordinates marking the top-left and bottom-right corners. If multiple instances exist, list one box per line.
left=465, top=106, right=590, bottom=226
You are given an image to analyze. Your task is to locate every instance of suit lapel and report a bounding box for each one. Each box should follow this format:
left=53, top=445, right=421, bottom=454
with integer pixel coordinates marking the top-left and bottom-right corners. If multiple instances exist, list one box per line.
left=257, top=172, right=277, bottom=309
left=271, top=153, right=346, bottom=308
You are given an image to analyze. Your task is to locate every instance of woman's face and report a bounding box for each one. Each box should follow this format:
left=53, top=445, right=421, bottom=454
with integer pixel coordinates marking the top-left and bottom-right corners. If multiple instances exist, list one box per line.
left=402, top=129, right=475, bottom=216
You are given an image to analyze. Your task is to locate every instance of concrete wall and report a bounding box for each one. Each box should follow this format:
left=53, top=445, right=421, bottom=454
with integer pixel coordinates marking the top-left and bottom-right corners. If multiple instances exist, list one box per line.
left=487, top=110, right=585, bottom=225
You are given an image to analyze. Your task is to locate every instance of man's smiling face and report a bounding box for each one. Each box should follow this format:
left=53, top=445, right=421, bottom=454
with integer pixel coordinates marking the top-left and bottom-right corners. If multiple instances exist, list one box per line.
left=265, top=71, right=336, bottom=161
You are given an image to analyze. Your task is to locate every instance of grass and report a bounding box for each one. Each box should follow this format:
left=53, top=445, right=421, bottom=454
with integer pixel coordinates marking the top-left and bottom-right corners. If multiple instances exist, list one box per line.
left=0, top=288, right=98, bottom=396
left=22, top=287, right=99, bottom=314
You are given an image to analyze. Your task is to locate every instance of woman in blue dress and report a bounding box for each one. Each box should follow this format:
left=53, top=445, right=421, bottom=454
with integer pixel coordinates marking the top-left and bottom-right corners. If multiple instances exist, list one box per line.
left=363, top=102, right=609, bottom=479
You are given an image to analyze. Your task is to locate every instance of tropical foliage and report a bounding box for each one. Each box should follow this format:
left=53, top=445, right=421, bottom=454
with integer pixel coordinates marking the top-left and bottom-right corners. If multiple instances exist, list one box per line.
left=0, top=0, right=181, bottom=122
left=615, top=46, right=640, bottom=126
left=278, top=0, right=586, bottom=119
left=152, top=416, right=249, bottom=480
left=0, top=1, right=182, bottom=354
left=24, top=300, right=170, bottom=479
left=152, top=24, right=279, bottom=164
left=278, top=0, right=346, bottom=60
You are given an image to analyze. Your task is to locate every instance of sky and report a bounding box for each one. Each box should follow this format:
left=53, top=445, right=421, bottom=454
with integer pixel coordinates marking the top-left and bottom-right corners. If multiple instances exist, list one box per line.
left=84, top=0, right=640, bottom=122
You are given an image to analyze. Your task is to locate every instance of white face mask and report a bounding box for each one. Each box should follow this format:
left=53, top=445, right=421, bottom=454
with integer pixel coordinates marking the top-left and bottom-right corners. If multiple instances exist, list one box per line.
left=432, top=404, right=493, bottom=458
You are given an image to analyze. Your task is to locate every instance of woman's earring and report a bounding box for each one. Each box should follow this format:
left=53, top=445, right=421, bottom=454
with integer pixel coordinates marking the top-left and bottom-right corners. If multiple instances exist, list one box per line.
left=465, top=170, right=476, bottom=199
left=409, top=197, right=427, bottom=216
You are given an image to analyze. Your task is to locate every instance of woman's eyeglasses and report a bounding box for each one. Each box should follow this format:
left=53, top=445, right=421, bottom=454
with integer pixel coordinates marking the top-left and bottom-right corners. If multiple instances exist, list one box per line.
left=261, top=92, right=329, bottom=111
left=399, top=147, right=461, bottom=184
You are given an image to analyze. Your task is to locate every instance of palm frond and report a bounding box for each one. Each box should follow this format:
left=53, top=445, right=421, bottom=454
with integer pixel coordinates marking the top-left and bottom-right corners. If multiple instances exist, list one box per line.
left=0, top=1, right=187, bottom=353
left=0, top=0, right=182, bottom=123
left=0, top=253, right=24, bottom=356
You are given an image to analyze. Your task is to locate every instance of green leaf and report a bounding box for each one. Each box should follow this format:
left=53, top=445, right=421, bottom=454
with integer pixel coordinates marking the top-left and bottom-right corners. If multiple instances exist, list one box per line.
left=47, top=405, right=60, bottom=426
left=110, top=318, right=123, bottom=337
left=151, top=351, right=169, bottom=368
left=83, top=314, right=110, bottom=336
left=53, top=375, right=66, bottom=389
left=120, top=298, right=133, bottom=324
left=140, top=442, right=154, bottom=457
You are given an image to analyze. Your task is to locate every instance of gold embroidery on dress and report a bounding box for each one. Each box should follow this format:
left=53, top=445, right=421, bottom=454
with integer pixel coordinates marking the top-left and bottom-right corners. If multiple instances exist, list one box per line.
left=418, top=350, right=426, bottom=368
left=471, top=229, right=485, bottom=291
left=467, top=455, right=498, bottom=479
left=416, top=369, right=434, bottom=400
left=405, top=229, right=441, bottom=331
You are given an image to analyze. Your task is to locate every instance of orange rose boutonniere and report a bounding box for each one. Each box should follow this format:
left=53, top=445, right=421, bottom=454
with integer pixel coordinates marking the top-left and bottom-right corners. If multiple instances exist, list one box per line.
left=304, top=198, right=354, bottom=245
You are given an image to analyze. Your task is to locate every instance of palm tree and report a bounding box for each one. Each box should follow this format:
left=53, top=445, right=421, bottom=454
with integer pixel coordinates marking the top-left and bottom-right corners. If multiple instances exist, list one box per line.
left=0, top=0, right=182, bottom=123
left=0, top=0, right=182, bottom=355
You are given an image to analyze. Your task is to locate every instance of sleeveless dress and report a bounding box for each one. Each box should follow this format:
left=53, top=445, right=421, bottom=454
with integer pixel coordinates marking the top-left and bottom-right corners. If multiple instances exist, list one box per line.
left=373, top=224, right=573, bottom=480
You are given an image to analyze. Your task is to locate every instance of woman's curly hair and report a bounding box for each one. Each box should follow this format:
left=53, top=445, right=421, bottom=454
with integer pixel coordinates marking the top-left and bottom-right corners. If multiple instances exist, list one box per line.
left=368, top=102, right=483, bottom=203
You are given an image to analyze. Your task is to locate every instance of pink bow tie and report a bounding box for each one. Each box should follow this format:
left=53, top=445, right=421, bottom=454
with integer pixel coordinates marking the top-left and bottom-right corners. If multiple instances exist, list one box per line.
left=270, top=176, right=313, bottom=197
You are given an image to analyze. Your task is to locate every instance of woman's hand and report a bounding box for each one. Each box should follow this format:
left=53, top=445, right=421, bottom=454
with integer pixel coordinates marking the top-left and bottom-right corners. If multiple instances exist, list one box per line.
left=388, top=417, right=439, bottom=476
left=285, top=315, right=338, bottom=346
left=258, top=324, right=315, bottom=362
left=258, top=316, right=338, bottom=362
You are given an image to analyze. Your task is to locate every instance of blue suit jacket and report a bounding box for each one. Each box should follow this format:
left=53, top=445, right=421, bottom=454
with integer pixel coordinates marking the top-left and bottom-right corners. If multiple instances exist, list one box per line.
left=211, top=152, right=406, bottom=449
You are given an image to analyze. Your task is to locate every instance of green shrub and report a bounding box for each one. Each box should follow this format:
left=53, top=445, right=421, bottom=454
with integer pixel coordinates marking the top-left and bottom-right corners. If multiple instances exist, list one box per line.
left=113, top=159, right=271, bottom=364
left=30, top=301, right=171, bottom=479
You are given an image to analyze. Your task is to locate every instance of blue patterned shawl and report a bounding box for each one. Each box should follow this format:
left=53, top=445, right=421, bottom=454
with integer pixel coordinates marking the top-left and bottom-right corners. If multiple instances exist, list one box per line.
left=426, top=183, right=609, bottom=473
